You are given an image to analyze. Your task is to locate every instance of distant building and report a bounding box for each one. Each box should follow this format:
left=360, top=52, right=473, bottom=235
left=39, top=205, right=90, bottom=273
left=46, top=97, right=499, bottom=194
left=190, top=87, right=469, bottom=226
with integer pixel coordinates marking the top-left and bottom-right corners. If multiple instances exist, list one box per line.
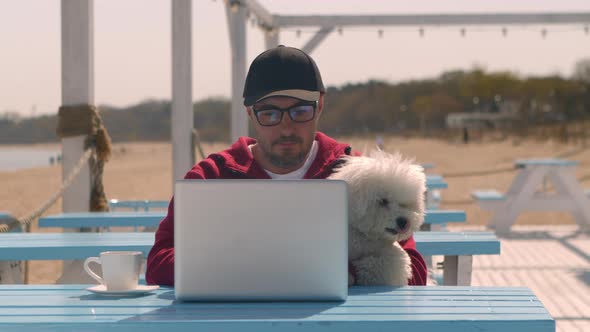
left=446, top=101, right=519, bottom=129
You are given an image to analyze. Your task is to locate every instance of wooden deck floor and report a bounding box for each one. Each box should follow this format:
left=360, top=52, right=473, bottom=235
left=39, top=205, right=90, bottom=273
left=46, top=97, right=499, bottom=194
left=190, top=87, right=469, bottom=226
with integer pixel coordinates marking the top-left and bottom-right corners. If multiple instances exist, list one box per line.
left=447, top=225, right=590, bottom=332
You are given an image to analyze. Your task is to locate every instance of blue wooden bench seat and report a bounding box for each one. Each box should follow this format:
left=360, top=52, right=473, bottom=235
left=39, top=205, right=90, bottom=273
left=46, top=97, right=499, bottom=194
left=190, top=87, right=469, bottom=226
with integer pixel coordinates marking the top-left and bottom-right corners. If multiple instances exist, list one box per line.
left=421, top=209, right=465, bottom=232
left=0, top=232, right=498, bottom=260
left=472, top=190, right=505, bottom=201
left=107, top=200, right=168, bottom=232
left=472, top=189, right=506, bottom=212
left=108, top=199, right=168, bottom=212
left=0, top=231, right=499, bottom=286
left=0, top=211, right=18, bottom=228
left=0, top=285, right=554, bottom=332
left=0, top=212, right=23, bottom=284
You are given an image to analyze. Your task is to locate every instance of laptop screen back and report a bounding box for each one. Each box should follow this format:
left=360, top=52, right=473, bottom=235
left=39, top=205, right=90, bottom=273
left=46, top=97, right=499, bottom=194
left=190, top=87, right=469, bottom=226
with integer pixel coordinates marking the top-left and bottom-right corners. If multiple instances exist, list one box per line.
left=174, top=179, right=348, bottom=301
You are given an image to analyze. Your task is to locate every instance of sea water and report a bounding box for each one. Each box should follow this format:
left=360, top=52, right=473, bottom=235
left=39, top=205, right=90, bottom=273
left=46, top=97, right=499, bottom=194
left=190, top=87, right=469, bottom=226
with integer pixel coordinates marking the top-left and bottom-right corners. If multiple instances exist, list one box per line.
left=0, top=148, right=61, bottom=171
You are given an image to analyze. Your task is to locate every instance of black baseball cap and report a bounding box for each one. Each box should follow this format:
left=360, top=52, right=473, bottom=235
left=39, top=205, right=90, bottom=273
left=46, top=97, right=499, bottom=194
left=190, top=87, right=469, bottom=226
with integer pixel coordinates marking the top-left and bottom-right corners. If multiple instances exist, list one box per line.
left=243, top=45, right=325, bottom=106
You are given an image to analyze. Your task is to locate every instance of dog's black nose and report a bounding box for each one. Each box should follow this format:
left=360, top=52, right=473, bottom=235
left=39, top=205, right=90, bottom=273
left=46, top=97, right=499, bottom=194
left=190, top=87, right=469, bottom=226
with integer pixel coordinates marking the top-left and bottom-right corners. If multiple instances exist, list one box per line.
left=396, top=217, right=408, bottom=230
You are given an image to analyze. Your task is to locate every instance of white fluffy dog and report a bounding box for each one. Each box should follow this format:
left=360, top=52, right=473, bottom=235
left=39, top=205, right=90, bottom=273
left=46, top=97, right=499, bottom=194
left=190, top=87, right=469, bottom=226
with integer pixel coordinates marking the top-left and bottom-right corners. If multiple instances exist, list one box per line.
left=328, top=150, right=426, bottom=286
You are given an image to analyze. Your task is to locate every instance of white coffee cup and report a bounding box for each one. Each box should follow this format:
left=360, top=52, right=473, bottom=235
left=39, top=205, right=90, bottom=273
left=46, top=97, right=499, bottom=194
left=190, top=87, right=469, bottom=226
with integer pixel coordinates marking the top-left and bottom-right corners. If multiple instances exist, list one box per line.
left=83, top=251, right=143, bottom=291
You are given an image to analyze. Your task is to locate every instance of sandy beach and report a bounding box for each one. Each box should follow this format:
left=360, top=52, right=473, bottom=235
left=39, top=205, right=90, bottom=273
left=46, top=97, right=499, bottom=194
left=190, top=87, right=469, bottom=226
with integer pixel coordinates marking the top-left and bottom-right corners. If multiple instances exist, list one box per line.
left=1, top=136, right=589, bottom=284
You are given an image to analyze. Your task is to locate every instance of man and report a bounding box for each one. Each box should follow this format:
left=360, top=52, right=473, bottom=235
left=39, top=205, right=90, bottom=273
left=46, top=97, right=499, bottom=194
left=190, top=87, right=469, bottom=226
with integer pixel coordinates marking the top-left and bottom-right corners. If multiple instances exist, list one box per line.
left=146, top=45, right=427, bottom=286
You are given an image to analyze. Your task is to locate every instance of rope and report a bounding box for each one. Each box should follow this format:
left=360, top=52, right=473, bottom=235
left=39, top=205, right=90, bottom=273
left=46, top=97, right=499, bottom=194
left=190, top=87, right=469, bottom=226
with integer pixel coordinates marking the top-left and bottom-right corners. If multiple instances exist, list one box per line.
left=441, top=166, right=515, bottom=178
left=0, top=104, right=112, bottom=233
left=58, top=104, right=112, bottom=212
left=439, top=145, right=588, bottom=179
left=0, top=148, right=93, bottom=233
left=192, top=129, right=207, bottom=160
left=554, top=145, right=588, bottom=159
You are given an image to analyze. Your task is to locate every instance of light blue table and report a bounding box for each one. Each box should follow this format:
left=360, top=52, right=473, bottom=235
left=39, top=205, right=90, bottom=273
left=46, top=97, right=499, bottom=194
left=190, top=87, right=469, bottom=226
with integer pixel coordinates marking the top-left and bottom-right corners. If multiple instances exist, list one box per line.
left=38, top=210, right=465, bottom=229
left=0, top=285, right=554, bottom=332
left=0, top=231, right=498, bottom=286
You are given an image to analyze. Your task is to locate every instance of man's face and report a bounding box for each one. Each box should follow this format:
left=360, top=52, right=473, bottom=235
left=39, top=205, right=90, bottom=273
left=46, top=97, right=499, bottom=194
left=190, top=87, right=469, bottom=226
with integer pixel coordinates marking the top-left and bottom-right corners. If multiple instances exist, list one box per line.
left=248, top=95, right=323, bottom=172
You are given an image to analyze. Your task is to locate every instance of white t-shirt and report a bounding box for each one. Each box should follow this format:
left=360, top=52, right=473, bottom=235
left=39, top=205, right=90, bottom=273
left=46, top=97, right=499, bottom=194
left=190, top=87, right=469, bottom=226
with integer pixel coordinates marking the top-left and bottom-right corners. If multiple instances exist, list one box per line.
left=248, top=140, right=318, bottom=180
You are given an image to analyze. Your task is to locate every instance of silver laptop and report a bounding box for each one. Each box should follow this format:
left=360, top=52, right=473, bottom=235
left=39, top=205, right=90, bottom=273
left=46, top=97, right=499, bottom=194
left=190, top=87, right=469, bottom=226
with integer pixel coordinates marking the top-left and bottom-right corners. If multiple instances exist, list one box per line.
left=174, top=179, right=348, bottom=302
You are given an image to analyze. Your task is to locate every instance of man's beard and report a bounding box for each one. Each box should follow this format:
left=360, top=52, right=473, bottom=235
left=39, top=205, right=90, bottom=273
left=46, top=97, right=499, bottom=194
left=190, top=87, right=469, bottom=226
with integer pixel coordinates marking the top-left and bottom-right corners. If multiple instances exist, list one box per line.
left=262, top=135, right=310, bottom=170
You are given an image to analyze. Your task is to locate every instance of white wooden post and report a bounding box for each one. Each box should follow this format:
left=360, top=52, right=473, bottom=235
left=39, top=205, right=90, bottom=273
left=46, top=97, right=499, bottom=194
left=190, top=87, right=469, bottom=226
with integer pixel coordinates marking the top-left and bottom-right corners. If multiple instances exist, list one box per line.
left=172, top=0, right=194, bottom=183
left=226, top=2, right=248, bottom=141
left=57, top=0, right=95, bottom=284
left=301, top=26, right=333, bottom=55
left=61, top=0, right=93, bottom=214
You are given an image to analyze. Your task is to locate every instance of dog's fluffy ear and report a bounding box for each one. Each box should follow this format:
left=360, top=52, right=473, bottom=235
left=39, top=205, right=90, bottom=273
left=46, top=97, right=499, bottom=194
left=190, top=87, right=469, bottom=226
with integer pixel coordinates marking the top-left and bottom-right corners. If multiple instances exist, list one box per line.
left=328, top=155, right=374, bottom=219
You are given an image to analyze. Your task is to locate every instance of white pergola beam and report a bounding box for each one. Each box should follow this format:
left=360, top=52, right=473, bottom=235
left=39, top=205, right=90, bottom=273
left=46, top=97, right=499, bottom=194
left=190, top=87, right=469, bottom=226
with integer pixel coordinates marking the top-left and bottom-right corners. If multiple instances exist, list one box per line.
left=171, top=0, right=194, bottom=183
left=242, top=0, right=275, bottom=28
left=276, top=12, right=590, bottom=27
left=301, top=27, right=333, bottom=55
left=225, top=3, right=590, bottom=142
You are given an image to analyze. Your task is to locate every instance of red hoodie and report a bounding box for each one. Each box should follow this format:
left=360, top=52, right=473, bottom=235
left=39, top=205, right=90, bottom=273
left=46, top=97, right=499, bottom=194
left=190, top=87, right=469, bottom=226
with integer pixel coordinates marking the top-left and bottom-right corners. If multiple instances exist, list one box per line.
left=146, top=132, right=427, bottom=286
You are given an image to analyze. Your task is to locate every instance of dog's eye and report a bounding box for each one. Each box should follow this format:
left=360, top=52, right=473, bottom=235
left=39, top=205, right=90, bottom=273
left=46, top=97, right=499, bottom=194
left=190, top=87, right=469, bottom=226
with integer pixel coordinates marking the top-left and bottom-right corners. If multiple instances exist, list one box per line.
left=378, top=198, right=389, bottom=207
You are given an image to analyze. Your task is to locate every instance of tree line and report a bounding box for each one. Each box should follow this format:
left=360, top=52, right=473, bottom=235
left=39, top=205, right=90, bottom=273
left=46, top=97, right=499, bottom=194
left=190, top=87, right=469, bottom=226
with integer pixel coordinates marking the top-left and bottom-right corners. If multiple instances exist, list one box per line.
left=1, top=64, right=589, bottom=144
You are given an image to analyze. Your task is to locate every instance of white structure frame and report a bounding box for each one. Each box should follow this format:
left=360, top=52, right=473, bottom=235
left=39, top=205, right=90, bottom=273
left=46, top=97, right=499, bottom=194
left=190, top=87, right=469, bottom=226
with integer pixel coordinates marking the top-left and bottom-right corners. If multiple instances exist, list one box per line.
left=59, top=0, right=590, bottom=195
left=228, top=0, right=590, bottom=142
left=171, top=0, right=194, bottom=182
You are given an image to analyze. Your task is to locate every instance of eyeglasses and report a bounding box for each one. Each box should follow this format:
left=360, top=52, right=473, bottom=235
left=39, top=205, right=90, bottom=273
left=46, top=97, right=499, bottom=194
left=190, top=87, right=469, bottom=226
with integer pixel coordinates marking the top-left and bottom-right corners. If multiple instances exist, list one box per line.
left=252, top=101, right=317, bottom=126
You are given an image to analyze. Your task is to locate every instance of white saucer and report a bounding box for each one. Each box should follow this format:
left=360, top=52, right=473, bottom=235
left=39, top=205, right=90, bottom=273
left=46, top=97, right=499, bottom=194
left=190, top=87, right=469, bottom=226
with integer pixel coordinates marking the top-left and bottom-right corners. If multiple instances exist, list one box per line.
left=86, top=284, right=160, bottom=296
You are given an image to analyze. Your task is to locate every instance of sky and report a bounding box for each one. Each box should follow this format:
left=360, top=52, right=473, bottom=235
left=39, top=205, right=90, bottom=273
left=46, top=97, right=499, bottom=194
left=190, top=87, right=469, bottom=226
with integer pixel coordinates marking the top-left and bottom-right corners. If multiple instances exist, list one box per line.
left=1, top=0, right=590, bottom=117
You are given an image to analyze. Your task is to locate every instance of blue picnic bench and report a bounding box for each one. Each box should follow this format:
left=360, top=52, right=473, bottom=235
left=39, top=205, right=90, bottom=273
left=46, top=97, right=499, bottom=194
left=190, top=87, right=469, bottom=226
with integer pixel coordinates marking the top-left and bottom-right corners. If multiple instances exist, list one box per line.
left=425, top=175, right=448, bottom=190
left=421, top=209, right=465, bottom=231
left=38, top=212, right=166, bottom=228
left=0, top=231, right=499, bottom=286
left=109, top=199, right=168, bottom=212
left=0, top=285, right=554, bottom=332
left=420, top=162, right=434, bottom=170
left=107, top=200, right=168, bottom=231
left=425, top=175, right=448, bottom=209
left=472, top=158, right=590, bottom=233
left=38, top=209, right=465, bottom=229
left=0, top=212, right=23, bottom=284
left=0, top=211, right=17, bottom=227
